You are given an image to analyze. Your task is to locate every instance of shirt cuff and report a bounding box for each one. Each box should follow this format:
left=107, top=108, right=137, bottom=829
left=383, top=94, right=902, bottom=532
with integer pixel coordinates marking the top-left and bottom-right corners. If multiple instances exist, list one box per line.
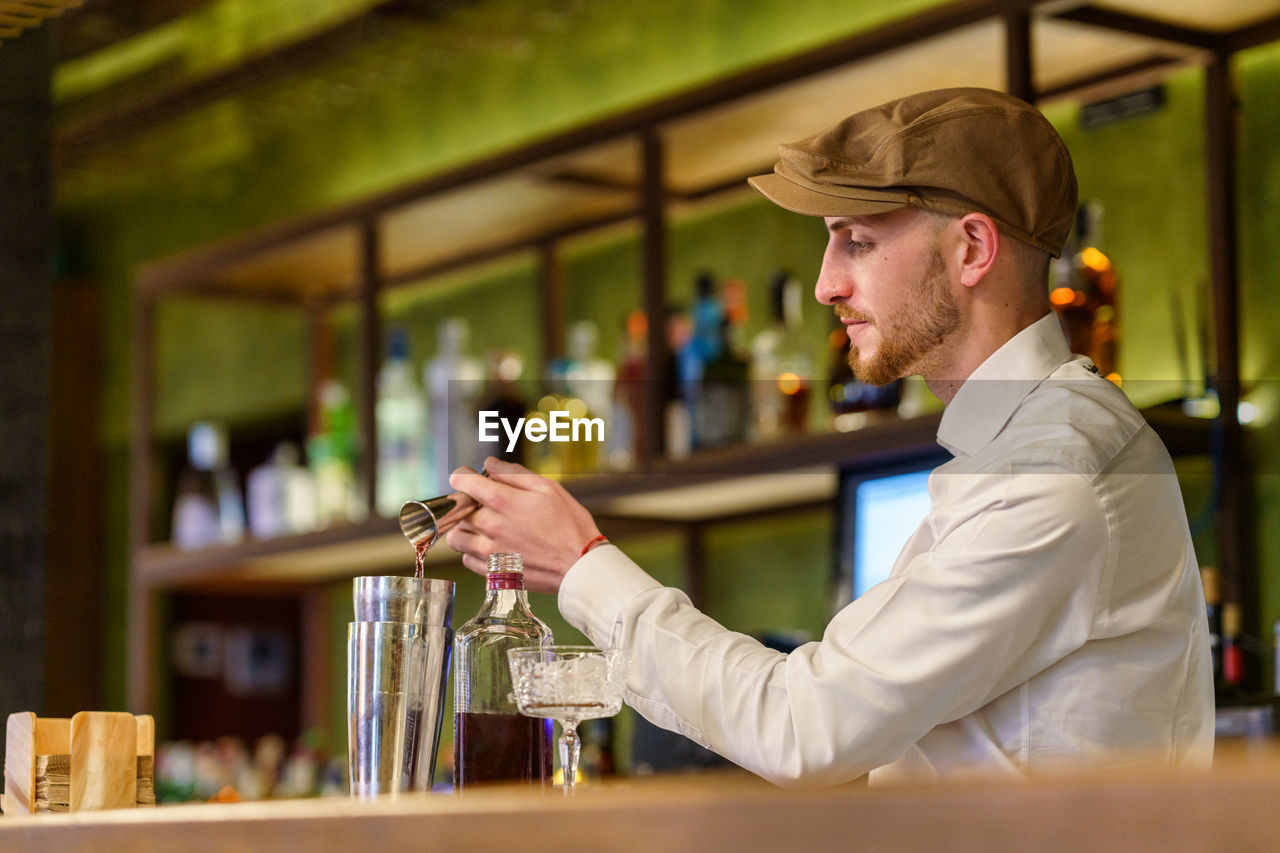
left=558, top=543, right=662, bottom=646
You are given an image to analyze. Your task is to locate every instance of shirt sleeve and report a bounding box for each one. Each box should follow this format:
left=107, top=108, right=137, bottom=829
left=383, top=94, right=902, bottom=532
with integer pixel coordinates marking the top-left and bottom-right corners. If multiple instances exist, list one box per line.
left=558, top=469, right=1109, bottom=788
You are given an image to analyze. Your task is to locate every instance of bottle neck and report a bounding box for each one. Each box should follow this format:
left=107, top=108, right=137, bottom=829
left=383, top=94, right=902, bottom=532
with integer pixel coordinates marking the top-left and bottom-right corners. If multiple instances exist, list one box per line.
left=487, top=571, right=524, bottom=591
left=481, top=572, right=532, bottom=614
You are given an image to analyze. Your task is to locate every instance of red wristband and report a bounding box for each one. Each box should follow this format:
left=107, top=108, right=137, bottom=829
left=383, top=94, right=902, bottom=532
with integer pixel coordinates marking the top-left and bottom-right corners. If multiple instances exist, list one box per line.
left=579, top=534, right=609, bottom=558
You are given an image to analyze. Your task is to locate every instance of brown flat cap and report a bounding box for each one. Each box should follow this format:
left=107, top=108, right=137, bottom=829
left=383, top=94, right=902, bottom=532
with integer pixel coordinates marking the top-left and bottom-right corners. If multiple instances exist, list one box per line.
left=748, top=87, right=1078, bottom=257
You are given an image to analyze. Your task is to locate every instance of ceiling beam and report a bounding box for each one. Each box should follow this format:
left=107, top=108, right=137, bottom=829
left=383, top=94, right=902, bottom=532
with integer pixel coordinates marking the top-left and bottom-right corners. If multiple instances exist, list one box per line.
left=1050, top=5, right=1218, bottom=50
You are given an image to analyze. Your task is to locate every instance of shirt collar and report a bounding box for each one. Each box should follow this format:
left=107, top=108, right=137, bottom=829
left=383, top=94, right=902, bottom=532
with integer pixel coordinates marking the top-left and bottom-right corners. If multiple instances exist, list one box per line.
left=936, top=313, right=1072, bottom=457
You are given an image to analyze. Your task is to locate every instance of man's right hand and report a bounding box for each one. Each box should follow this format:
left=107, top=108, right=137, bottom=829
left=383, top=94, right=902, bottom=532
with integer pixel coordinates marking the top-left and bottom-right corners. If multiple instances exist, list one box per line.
left=444, top=458, right=604, bottom=594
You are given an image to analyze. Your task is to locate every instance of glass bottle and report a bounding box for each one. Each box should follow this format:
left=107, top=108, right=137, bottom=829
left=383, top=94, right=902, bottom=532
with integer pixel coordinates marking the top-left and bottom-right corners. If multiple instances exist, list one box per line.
left=376, top=326, right=426, bottom=518
left=564, top=319, right=615, bottom=474
left=247, top=441, right=315, bottom=538
left=608, top=309, right=648, bottom=472
left=1221, top=601, right=1244, bottom=693
left=424, top=317, right=484, bottom=494
left=825, top=319, right=901, bottom=428
left=452, top=553, right=554, bottom=789
left=306, top=379, right=363, bottom=527
left=476, top=349, right=528, bottom=466
left=172, top=421, right=245, bottom=550
left=1049, top=200, right=1120, bottom=383
left=751, top=271, right=813, bottom=442
left=693, top=276, right=750, bottom=450
left=1076, top=201, right=1120, bottom=382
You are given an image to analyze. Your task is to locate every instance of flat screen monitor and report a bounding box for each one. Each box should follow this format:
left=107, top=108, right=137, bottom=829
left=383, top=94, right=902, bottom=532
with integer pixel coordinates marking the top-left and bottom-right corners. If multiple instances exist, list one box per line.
left=834, top=456, right=944, bottom=608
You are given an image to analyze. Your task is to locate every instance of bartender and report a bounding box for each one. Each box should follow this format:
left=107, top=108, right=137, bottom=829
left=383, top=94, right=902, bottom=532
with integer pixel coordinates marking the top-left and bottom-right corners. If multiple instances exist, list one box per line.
left=445, top=87, right=1214, bottom=787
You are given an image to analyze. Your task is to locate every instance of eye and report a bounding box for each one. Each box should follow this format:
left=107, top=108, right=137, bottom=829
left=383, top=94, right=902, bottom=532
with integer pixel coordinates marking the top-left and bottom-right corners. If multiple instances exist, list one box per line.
left=847, top=240, right=873, bottom=255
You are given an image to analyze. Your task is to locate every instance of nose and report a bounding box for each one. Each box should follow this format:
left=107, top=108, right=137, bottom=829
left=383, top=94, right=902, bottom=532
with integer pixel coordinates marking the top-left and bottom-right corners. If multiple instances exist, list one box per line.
left=814, top=244, right=851, bottom=305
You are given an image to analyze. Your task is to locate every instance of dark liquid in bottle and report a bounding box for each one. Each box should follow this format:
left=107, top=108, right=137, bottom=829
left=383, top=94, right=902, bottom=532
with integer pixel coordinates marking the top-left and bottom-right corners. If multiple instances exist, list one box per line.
left=453, top=711, right=553, bottom=788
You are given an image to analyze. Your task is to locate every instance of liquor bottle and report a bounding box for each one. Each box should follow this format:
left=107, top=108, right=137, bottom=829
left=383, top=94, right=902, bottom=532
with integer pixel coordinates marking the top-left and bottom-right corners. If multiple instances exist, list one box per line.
left=1074, top=201, right=1119, bottom=381
left=476, top=349, right=528, bottom=465
left=751, top=271, right=813, bottom=441
left=608, top=310, right=648, bottom=472
left=692, top=275, right=750, bottom=450
left=825, top=319, right=901, bottom=428
left=1050, top=201, right=1120, bottom=383
left=564, top=319, right=615, bottom=474
left=424, top=318, right=484, bottom=493
left=1221, top=601, right=1245, bottom=693
left=666, top=305, right=696, bottom=461
left=453, top=553, right=554, bottom=789
left=376, top=326, right=426, bottom=518
left=1048, top=221, right=1091, bottom=359
left=306, top=379, right=363, bottom=527
left=246, top=441, right=316, bottom=538
left=172, top=421, right=245, bottom=550
left=678, top=273, right=718, bottom=450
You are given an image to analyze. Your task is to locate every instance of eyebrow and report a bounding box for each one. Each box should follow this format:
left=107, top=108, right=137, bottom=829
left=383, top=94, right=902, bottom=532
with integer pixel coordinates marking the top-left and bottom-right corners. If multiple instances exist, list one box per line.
left=827, top=216, right=866, bottom=233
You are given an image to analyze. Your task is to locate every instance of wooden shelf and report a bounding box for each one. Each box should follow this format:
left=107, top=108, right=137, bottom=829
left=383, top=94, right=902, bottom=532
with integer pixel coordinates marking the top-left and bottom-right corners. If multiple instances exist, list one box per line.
left=131, top=413, right=936, bottom=589
left=132, top=405, right=1210, bottom=591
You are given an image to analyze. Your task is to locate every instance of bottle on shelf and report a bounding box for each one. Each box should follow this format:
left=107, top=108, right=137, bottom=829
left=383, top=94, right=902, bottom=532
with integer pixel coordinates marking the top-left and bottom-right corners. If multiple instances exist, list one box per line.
left=825, top=319, right=901, bottom=431
left=675, top=274, right=717, bottom=452
left=1221, top=601, right=1245, bottom=694
left=750, top=271, right=813, bottom=442
left=376, top=326, right=427, bottom=518
left=171, top=421, right=246, bottom=550
left=452, top=553, right=554, bottom=790
left=692, top=274, right=750, bottom=451
left=306, top=379, right=364, bottom=527
left=665, top=304, right=695, bottom=461
left=564, top=319, right=615, bottom=474
left=529, top=343, right=573, bottom=479
left=608, top=309, right=648, bottom=472
left=476, top=349, right=529, bottom=466
left=424, top=318, right=484, bottom=494
left=1050, top=200, right=1120, bottom=383
left=246, top=441, right=316, bottom=539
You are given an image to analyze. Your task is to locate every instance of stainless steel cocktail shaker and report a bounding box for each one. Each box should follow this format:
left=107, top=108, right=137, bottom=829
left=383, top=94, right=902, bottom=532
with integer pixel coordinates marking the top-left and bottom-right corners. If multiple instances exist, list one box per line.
left=348, top=575, right=454, bottom=795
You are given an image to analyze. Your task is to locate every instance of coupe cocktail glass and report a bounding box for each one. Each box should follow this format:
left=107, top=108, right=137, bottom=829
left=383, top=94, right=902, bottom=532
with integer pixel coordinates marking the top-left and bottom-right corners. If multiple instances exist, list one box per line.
left=507, top=645, right=629, bottom=794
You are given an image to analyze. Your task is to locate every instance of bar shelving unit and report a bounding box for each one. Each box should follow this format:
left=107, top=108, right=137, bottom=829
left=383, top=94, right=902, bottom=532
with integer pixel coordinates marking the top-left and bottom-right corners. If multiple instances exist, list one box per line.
left=129, top=0, right=1276, bottom=723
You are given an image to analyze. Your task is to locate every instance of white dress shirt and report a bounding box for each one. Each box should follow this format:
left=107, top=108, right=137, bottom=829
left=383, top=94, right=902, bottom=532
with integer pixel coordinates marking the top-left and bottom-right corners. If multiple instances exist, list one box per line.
left=559, top=313, right=1214, bottom=787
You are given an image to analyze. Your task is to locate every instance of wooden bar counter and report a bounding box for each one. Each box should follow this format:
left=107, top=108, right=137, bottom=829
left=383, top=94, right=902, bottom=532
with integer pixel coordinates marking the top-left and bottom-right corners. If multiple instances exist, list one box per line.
left=4, top=744, right=1280, bottom=852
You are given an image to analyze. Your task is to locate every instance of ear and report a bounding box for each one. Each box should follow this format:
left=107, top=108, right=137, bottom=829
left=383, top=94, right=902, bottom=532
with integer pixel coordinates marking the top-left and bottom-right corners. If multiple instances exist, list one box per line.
left=955, top=213, right=1000, bottom=289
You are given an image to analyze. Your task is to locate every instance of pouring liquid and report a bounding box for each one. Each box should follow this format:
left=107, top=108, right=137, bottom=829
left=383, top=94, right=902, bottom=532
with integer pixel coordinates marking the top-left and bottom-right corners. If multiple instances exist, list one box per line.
left=415, top=540, right=429, bottom=579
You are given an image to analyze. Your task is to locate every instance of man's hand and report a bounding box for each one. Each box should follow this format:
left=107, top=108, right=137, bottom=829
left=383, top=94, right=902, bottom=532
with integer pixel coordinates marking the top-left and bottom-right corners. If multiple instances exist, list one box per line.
left=444, top=457, right=603, bottom=594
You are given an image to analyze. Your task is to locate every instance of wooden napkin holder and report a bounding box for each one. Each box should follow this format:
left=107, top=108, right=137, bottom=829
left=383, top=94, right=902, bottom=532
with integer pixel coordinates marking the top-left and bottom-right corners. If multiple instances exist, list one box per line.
left=2, top=711, right=155, bottom=815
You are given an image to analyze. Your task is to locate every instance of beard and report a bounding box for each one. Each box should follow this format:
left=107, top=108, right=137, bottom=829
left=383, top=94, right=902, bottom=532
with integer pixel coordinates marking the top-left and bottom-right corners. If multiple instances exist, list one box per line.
left=847, top=247, right=960, bottom=386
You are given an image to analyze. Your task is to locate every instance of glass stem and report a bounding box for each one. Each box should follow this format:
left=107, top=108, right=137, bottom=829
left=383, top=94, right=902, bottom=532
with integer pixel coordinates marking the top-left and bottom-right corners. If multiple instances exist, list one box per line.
left=559, top=721, right=581, bottom=795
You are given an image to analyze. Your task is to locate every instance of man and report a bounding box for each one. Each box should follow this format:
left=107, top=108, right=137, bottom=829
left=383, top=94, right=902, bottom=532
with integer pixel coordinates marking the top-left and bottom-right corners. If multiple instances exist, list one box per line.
left=446, top=88, right=1214, bottom=787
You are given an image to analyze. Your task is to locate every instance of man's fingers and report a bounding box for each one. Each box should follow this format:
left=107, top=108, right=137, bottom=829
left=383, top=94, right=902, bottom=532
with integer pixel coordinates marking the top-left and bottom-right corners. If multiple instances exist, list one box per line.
left=459, top=552, right=487, bottom=575
left=481, top=456, right=532, bottom=479
left=482, top=456, right=555, bottom=494
left=449, top=465, right=505, bottom=507
left=519, top=567, right=561, bottom=595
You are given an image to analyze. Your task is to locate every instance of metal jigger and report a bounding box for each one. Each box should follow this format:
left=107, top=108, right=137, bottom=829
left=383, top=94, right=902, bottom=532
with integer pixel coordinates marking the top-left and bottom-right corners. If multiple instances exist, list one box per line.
left=398, top=471, right=489, bottom=552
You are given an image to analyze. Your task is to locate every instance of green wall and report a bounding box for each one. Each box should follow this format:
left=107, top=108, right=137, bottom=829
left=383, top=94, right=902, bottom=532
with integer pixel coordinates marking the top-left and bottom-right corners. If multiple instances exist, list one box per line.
left=1235, top=43, right=1280, bottom=662
left=58, top=1, right=1280, bottom=742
